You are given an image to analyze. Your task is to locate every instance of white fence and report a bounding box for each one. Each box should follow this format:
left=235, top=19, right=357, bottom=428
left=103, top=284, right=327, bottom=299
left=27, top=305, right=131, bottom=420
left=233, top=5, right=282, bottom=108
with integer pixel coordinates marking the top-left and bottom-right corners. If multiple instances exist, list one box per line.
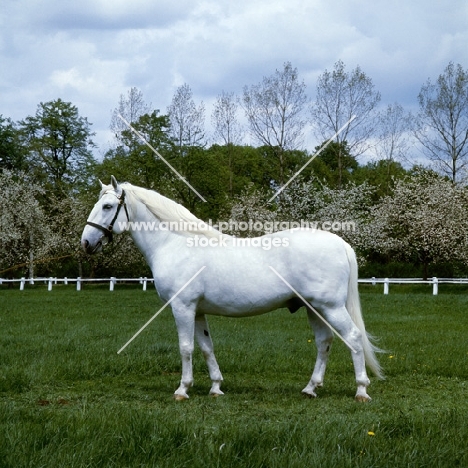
left=358, top=276, right=468, bottom=295
left=1, top=276, right=468, bottom=295
left=0, top=277, right=153, bottom=291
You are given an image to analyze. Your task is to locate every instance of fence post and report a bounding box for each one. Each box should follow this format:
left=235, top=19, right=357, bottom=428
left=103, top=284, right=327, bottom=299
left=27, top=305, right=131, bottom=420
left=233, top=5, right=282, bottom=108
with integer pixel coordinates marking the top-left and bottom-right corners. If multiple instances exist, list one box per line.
left=77, top=277, right=81, bottom=291
left=432, top=277, right=438, bottom=296
left=64, top=277, right=68, bottom=285
left=20, top=277, right=25, bottom=290
left=143, top=277, right=147, bottom=291
left=384, top=278, right=389, bottom=295
left=48, top=278, right=53, bottom=291
left=371, top=276, right=376, bottom=286
left=110, top=277, right=116, bottom=291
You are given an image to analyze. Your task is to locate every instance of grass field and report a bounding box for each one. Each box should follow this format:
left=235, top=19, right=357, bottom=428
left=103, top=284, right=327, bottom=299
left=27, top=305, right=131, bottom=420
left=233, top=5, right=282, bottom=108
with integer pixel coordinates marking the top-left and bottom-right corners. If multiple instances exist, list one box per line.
left=0, top=284, right=467, bottom=467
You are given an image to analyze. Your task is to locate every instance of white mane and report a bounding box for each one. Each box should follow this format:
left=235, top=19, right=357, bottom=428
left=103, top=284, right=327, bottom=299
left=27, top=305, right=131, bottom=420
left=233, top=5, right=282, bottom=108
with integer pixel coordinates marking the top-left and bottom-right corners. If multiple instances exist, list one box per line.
left=121, top=183, right=223, bottom=238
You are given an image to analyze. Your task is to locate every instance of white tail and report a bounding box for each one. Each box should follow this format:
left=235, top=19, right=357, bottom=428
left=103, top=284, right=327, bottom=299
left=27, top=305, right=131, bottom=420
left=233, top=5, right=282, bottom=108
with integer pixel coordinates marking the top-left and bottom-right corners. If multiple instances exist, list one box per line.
left=344, top=242, right=384, bottom=379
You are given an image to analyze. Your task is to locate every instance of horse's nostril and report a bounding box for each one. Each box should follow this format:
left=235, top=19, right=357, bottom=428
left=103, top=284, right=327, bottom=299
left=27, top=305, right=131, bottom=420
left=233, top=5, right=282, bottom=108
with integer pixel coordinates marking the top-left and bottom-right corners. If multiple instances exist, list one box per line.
left=82, top=239, right=89, bottom=251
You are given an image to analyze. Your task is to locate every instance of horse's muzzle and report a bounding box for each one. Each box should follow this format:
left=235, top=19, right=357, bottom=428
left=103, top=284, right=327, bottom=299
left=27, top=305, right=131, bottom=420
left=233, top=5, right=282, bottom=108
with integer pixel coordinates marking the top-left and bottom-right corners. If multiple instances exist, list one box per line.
left=81, top=238, right=104, bottom=254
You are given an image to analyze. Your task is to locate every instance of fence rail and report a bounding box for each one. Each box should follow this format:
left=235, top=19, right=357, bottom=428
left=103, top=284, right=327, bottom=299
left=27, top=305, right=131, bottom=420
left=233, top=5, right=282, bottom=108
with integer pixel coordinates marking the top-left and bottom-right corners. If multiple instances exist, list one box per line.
left=357, top=277, right=465, bottom=295
left=0, top=277, right=154, bottom=291
left=2, top=276, right=468, bottom=295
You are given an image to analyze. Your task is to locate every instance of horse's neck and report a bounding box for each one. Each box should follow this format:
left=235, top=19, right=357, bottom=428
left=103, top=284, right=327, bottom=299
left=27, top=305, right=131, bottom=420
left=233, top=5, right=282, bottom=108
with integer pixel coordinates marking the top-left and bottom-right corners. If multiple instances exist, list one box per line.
left=128, top=199, right=183, bottom=264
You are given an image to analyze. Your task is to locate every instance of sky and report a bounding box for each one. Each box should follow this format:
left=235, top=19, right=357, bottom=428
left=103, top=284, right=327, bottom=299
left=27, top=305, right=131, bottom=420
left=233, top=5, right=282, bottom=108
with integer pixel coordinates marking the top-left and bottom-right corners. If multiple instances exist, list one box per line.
left=1, top=0, right=468, bottom=160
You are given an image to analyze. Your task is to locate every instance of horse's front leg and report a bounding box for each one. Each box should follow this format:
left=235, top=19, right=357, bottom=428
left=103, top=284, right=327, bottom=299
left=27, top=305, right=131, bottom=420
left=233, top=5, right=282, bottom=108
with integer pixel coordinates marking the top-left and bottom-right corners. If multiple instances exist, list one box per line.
left=172, top=302, right=196, bottom=400
left=195, top=314, right=223, bottom=396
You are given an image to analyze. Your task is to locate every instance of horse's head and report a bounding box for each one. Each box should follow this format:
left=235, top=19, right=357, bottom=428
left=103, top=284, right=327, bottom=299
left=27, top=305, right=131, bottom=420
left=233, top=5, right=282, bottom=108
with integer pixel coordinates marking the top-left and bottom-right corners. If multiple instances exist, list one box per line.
left=81, top=176, right=129, bottom=254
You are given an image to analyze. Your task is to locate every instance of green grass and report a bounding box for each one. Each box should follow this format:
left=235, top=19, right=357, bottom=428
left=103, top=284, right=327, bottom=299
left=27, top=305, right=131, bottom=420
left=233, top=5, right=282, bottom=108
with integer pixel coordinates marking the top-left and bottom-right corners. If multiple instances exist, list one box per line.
left=0, top=285, right=467, bottom=467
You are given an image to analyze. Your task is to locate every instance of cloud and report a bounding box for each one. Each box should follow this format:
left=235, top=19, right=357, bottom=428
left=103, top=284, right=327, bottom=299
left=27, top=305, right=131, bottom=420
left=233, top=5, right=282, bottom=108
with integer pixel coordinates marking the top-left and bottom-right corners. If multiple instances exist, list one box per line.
left=8, top=0, right=196, bottom=31
left=1, top=0, right=468, bottom=156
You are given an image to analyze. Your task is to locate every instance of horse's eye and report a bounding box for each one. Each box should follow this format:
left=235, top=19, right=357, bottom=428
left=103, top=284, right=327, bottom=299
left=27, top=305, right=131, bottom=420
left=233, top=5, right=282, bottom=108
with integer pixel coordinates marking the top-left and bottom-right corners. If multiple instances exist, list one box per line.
left=103, top=204, right=113, bottom=210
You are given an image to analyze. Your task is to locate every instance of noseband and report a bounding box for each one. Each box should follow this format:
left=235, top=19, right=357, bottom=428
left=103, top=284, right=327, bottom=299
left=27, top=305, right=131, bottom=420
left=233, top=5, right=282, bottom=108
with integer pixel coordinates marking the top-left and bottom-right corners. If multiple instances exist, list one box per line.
left=86, top=190, right=129, bottom=244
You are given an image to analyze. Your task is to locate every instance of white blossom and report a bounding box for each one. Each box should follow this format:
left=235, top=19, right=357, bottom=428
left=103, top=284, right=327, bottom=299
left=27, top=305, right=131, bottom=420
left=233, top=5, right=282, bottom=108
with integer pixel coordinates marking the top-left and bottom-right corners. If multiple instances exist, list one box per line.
left=362, top=169, right=468, bottom=277
left=0, top=171, right=59, bottom=276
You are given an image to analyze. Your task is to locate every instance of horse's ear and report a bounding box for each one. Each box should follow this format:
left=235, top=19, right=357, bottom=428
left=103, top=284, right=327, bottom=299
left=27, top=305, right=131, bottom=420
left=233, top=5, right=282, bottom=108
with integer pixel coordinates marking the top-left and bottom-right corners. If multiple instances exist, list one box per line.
left=110, top=175, right=122, bottom=195
left=99, top=179, right=104, bottom=189
left=111, top=175, right=118, bottom=189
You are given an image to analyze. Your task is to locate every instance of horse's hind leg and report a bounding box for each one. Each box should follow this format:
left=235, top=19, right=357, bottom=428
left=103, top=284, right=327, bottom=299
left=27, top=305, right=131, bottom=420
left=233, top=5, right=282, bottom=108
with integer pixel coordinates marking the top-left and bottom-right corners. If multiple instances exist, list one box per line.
left=302, top=309, right=334, bottom=398
left=319, top=305, right=371, bottom=401
left=195, top=314, right=224, bottom=396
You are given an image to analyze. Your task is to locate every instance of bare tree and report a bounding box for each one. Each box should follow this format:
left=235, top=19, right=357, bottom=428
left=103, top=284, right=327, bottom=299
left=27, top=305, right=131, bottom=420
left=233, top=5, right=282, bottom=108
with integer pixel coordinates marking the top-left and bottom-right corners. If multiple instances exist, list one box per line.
left=211, top=91, right=243, bottom=195
left=212, top=91, right=243, bottom=146
left=311, top=60, right=380, bottom=187
left=166, top=84, right=206, bottom=212
left=242, top=62, right=308, bottom=185
left=375, top=103, right=411, bottom=162
left=167, top=83, right=205, bottom=153
left=374, top=103, right=412, bottom=192
left=414, top=62, right=468, bottom=183
left=110, top=87, right=151, bottom=142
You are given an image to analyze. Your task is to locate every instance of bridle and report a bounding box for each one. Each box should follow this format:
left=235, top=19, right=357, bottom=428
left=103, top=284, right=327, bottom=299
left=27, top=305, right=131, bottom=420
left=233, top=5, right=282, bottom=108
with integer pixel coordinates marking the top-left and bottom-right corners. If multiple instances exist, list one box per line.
left=86, top=190, right=129, bottom=244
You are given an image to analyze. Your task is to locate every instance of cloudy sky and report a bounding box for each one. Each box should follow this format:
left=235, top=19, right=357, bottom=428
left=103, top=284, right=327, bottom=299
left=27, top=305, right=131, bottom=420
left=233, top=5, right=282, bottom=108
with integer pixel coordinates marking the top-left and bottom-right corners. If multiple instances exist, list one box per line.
left=1, top=0, right=468, bottom=158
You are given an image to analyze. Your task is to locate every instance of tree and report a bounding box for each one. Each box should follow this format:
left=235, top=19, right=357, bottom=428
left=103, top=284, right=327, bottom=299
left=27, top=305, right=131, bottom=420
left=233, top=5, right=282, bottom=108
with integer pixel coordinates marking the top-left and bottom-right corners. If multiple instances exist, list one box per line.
left=165, top=84, right=207, bottom=212
left=0, top=170, right=59, bottom=278
left=206, top=143, right=271, bottom=196
left=224, top=184, right=277, bottom=237
left=353, top=159, right=408, bottom=200
left=277, top=177, right=374, bottom=248
left=222, top=174, right=374, bottom=249
left=414, top=62, right=468, bottom=183
left=212, top=91, right=243, bottom=146
left=167, top=83, right=205, bottom=152
left=242, top=62, right=308, bottom=185
left=20, top=99, right=96, bottom=195
left=47, top=192, right=92, bottom=278
left=375, top=103, right=412, bottom=163
left=373, top=103, right=412, bottom=194
left=312, top=140, right=358, bottom=188
left=110, top=87, right=151, bottom=144
left=99, top=110, right=174, bottom=190
left=0, top=115, right=26, bottom=171
left=362, top=169, right=468, bottom=279
left=311, top=60, right=381, bottom=187
left=211, top=91, right=244, bottom=195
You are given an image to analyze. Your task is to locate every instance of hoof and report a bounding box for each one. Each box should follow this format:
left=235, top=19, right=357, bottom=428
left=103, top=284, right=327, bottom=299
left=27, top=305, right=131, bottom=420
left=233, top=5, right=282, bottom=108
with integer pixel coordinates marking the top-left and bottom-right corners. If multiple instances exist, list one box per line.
left=301, top=390, right=318, bottom=398
left=173, top=394, right=189, bottom=401
left=355, top=394, right=371, bottom=402
left=209, top=386, right=224, bottom=397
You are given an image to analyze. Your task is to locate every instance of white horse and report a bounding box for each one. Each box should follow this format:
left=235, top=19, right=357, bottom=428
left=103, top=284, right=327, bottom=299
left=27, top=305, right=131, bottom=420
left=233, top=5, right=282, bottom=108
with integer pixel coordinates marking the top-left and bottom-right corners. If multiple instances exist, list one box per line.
left=81, top=177, right=383, bottom=401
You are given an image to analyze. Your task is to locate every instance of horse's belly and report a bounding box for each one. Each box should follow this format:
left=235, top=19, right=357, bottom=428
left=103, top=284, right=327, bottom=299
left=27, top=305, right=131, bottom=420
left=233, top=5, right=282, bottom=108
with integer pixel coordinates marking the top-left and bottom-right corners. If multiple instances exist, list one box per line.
left=197, top=295, right=286, bottom=317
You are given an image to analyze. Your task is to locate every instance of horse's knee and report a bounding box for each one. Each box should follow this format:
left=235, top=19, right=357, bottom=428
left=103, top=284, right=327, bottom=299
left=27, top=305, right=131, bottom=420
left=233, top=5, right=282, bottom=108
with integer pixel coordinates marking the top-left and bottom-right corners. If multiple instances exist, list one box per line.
left=179, top=340, right=194, bottom=356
